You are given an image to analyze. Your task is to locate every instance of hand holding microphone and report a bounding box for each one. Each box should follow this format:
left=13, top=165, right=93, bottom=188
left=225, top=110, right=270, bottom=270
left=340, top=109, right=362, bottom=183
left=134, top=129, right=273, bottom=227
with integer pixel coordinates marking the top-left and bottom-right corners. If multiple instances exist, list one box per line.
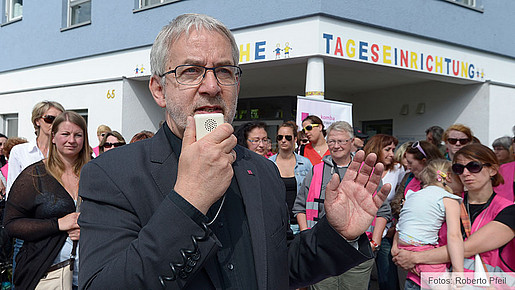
left=174, top=114, right=237, bottom=214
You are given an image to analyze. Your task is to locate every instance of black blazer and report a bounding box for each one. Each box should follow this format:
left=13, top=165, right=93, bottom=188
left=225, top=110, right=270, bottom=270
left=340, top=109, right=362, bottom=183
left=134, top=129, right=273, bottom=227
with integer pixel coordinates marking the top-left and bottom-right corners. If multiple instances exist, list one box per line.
left=78, top=127, right=371, bottom=289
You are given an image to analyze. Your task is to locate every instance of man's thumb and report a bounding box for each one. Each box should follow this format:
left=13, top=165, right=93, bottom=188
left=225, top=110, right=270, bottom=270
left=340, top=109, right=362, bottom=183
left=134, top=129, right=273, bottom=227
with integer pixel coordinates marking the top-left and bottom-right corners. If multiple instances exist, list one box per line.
left=182, top=116, right=196, bottom=147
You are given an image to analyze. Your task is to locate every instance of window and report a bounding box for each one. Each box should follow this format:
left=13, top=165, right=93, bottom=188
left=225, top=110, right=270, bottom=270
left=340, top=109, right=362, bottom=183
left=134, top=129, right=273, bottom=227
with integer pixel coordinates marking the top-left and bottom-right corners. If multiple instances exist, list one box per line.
left=68, top=0, right=91, bottom=27
left=1, top=114, right=18, bottom=137
left=455, top=0, right=475, bottom=6
left=443, top=0, right=483, bottom=11
left=5, top=0, right=23, bottom=22
left=139, top=0, right=179, bottom=9
left=71, top=109, right=88, bottom=124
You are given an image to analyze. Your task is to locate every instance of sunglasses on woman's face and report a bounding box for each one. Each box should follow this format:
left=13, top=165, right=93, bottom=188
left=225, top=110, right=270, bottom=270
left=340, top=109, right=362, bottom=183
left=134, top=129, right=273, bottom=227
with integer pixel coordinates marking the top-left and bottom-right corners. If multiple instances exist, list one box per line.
left=103, top=142, right=124, bottom=149
left=42, top=115, right=57, bottom=124
left=276, top=135, right=293, bottom=142
left=451, top=161, right=490, bottom=175
left=302, top=124, right=320, bottom=133
left=447, top=138, right=470, bottom=145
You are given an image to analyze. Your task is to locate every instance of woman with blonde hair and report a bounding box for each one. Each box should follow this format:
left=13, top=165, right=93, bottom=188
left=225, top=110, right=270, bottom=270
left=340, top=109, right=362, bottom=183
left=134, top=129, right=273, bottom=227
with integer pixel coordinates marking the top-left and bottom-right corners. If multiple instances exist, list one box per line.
left=92, top=125, right=112, bottom=157
left=5, top=111, right=91, bottom=289
left=392, top=159, right=464, bottom=289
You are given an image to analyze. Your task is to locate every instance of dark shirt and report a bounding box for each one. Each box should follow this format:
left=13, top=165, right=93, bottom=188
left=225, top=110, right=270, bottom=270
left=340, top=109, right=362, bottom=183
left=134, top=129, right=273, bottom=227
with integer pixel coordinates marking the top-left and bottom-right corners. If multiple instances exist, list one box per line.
left=281, top=176, right=297, bottom=224
left=494, top=204, right=515, bottom=230
left=163, top=123, right=258, bottom=289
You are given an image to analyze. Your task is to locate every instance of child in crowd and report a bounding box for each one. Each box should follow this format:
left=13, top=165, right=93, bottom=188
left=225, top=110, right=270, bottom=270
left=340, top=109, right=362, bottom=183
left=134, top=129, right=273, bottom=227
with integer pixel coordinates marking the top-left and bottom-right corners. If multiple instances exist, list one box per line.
left=393, top=159, right=464, bottom=289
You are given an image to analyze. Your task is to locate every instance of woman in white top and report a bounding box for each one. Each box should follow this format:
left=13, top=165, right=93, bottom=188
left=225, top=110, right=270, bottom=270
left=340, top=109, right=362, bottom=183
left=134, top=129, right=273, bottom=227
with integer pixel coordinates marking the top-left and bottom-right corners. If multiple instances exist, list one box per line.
left=363, top=134, right=405, bottom=290
left=5, top=101, right=64, bottom=282
left=6, top=101, right=65, bottom=196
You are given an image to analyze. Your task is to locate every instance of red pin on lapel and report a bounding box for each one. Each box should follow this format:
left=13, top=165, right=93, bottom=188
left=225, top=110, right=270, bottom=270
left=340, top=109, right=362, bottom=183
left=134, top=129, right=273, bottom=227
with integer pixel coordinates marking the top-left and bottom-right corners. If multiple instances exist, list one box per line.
left=247, top=170, right=254, bottom=175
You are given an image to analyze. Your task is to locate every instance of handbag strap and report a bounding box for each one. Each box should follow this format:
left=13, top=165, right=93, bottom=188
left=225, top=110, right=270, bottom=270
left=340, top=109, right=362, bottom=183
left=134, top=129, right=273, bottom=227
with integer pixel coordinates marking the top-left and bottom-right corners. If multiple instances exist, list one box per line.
left=460, top=202, right=489, bottom=275
left=69, top=196, right=82, bottom=271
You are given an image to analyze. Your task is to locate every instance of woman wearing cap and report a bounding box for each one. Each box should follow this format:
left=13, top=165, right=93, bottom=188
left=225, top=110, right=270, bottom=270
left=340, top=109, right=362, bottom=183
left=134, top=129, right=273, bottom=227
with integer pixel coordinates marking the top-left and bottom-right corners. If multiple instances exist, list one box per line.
left=443, top=124, right=473, bottom=161
left=300, top=115, right=329, bottom=165
left=393, top=144, right=515, bottom=284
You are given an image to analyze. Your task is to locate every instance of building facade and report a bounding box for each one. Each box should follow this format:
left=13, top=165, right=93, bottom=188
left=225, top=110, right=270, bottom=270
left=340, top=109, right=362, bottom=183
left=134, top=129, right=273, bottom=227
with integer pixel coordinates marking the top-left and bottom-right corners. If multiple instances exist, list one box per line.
left=1, top=0, right=514, bottom=146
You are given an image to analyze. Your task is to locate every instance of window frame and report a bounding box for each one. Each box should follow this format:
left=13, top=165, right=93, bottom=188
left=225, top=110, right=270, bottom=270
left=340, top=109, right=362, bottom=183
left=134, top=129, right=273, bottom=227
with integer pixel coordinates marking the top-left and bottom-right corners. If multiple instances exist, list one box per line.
left=5, top=0, right=23, bottom=22
left=1, top=114, right=19, bottom=137
left=442, top=0, right=483, bottom=12
left=133, top=0, right=181, bottom=13
left=67, top=0, right=91, bottom=28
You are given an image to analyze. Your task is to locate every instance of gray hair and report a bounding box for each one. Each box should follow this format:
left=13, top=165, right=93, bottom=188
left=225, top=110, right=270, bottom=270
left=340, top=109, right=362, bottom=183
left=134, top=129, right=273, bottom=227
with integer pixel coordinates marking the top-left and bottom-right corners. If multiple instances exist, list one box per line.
left=150, top=13, right=239, bottom=79
left=492, top=136, right=512, bottom=150
left=425, top=125, right=444, bottom=145
left=326, top=121, right=354, bottom=138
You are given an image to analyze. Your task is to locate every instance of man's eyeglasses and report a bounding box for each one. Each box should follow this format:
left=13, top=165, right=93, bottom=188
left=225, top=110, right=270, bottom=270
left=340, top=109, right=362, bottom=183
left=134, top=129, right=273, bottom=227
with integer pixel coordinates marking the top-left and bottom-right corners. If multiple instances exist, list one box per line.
left=276, top=135, right=293, bottom=142
left=302, top=124, right=320, bottom=133
left=247, top=138, right=269, bottom=145
left=103, top=142, right=124, bottom=149
left=452, top=161, right=490, bottom=175
left=300, top=139, right=309, bottom=143
left=411, top=141, right=427, bottom=158
left=42, top=115, right=57, bottom=124
left=327, top=138, right=353, bottom=146
left=447, top=138, right=470, bottom=145
left=160, top=65, right=242, bottom=86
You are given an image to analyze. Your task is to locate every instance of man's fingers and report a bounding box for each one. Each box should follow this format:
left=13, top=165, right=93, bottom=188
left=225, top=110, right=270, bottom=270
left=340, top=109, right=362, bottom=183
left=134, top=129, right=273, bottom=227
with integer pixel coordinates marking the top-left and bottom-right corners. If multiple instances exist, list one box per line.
left=365, top=162, right=385, bottom=195
left=355, top=152, right=378, bottom=186
left=342, top=150, right=365, bottom=182
left=182, top=116, right=196, bottom=147
left=373, top=182, right=390, bottom=208
left=325, top=173, right=340, bottom=203
left=204, top=123, right=234, bottom=144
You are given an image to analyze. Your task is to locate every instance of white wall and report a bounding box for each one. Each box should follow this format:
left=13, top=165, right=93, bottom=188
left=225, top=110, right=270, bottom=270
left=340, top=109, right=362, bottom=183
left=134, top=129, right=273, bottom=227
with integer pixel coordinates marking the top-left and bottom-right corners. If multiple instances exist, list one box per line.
left=340, top=81, right=492, bottom=144
left=121, top=78, right=164, bottom=141
left=489, top=84, right=515, bottom=145
left=0, top=80, right=123, bottom=146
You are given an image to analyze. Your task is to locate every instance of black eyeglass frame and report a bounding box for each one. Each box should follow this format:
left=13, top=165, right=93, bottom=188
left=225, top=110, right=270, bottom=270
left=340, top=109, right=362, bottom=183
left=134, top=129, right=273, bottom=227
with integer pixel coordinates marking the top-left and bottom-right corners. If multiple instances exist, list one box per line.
left=159, top=64, right=242, bottom=86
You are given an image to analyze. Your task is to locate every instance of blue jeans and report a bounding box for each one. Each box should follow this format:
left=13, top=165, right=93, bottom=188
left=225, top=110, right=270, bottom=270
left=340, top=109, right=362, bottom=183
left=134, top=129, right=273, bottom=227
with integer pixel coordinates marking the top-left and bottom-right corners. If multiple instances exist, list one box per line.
left=12, top=238, right=23, bottom=289
left=376, top=237, right=399, bottom=290
left=404, top=279, right=420, bottom=290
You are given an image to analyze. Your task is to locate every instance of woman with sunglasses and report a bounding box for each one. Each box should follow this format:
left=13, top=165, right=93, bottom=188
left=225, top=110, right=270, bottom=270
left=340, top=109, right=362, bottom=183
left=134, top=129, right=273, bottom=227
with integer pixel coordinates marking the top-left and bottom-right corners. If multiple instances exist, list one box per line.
left=363, top=134, right=405, bottom=290
left=92, top=125, right=112, bottom=157
left=443, top=124, right=473, bottom=161
left=393, top=144, right=515, bottom=284
left=6, top=101, right=65, bottom=197
left=98, top=131, right=126, bottom=154
left=300, top=115, right=329, bottom=165
left=269, top=121, right=313, bottom=235
left=5, top=111, right=92, bottom=289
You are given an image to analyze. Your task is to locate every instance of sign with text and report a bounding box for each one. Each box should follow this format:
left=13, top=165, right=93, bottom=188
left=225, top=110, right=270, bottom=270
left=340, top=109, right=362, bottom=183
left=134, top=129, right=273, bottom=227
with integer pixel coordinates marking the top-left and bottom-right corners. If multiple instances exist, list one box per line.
left=296, top=96, right=353, bottom=131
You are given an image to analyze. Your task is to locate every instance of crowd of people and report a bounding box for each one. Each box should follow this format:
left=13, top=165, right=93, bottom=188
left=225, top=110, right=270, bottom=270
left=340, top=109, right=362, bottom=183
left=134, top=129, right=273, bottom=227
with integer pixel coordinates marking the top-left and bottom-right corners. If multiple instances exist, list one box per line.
left=0, top=13, right=513, bottom=290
